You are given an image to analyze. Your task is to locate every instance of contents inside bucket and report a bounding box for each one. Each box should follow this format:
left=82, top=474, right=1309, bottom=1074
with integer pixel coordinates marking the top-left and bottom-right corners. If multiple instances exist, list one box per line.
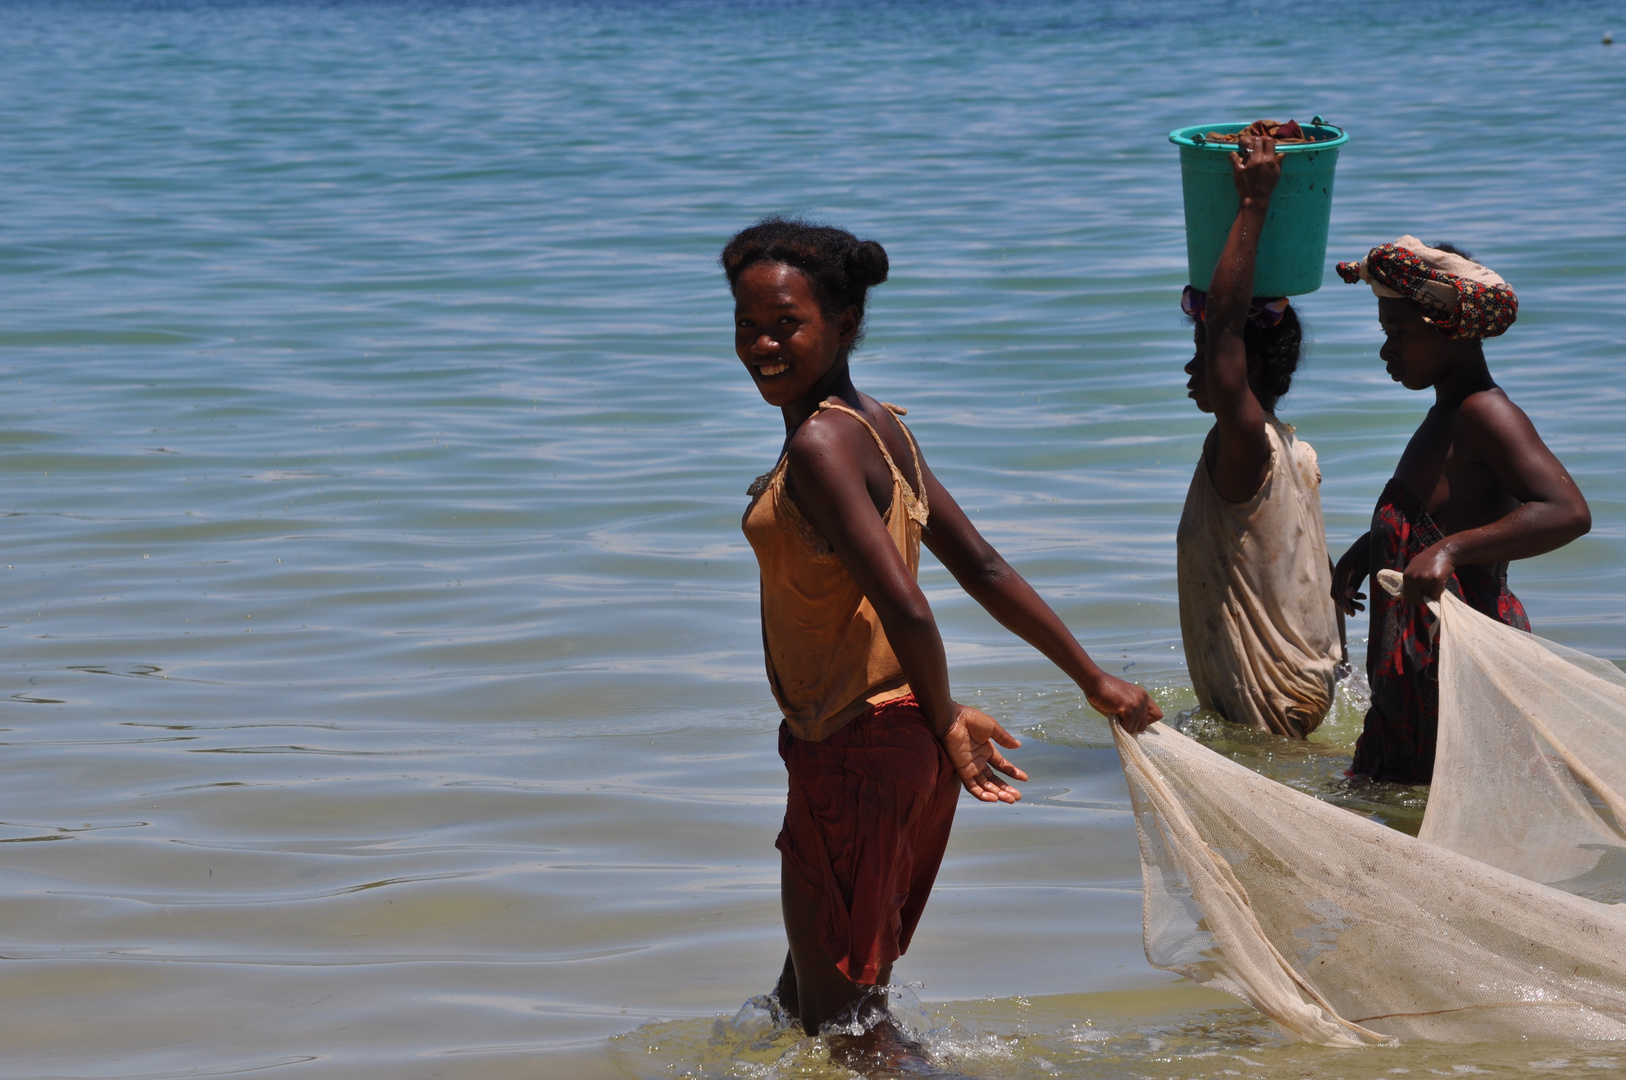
left=1201, top=119, right=1333, bottom=145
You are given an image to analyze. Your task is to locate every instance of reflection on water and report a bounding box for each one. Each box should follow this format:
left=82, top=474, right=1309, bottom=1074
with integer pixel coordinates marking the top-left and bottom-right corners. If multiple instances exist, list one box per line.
left=1, top=0, right=1623, bottom=1074
left=1026, top=673, right=1433, bottom=837
left=1179, top=674, right=1431, bottom=838
left=617, top=984, right=1626, bottom=1079
left=609, top=677, right=1484, bottom=1080
left=613, top=985, right=1286, bottom=1080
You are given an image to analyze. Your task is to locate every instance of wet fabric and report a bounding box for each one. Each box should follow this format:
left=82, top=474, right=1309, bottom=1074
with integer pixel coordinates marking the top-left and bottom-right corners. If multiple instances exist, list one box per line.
left=1116, top=572, right=1626, bottom=1045
left=1352, top=478, right=1529, bottom=782
left=1114, top=706, right=1626, bottom=1047
left=1415, top=569, right=1626, bottom=894
left=1336, top=235, right=1518, bottom=339
left=776, top=694, right=960, bottom=985
left=1177, top=416, right=1341, bottom=738
left=742, top=400, right=929, bottom=742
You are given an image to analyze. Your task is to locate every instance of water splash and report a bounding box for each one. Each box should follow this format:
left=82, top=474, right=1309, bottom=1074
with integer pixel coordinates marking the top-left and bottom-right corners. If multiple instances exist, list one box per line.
left=614, top=987, right=1626, bottom=1079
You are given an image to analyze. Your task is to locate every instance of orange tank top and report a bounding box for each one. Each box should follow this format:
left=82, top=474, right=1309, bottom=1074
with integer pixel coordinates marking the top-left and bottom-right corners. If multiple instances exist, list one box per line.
left=742, top=401, right=930, bottom=742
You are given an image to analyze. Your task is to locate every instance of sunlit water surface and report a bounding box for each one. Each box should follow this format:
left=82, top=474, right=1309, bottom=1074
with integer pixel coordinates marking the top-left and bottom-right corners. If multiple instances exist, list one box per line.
left=1, top=1, right=1623, bottom=1076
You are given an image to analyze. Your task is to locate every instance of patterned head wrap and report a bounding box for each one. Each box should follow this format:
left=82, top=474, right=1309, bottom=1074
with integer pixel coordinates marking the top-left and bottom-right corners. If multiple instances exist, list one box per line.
left=1336, top=236, right=1517, bottom=339
left=1181, top=285, right=1290, bottom=328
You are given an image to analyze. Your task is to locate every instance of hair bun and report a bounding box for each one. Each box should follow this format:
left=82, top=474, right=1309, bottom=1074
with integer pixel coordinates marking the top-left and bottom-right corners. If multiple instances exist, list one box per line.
left=849, top=240, right=890, bottom=289
left=720, top=217, right=890, bottom=353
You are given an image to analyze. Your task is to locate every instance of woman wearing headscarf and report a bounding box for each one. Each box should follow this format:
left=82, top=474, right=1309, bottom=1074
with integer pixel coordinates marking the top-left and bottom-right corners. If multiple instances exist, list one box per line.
left=1332, top=236, right=1591, bottom=782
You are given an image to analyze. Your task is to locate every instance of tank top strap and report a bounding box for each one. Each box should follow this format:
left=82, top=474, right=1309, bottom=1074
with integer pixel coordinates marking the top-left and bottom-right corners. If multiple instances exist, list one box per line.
left=880, top=403, right=929, bottom=520
left=815, top=401, right=908, bottom=479
left=815, top=400, right=929, bottom=525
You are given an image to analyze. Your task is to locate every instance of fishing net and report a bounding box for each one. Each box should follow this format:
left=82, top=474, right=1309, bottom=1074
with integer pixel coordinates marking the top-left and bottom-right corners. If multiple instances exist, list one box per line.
left=1114, top=569, right=1626, bottom=1045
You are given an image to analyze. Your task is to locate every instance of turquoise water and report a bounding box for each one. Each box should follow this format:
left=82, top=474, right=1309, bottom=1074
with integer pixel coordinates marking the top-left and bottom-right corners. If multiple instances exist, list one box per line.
left=1, top=1, right=1624, bottom=1075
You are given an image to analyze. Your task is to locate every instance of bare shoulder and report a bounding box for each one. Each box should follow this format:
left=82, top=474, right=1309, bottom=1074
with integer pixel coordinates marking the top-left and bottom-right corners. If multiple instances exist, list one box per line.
left=1454, top=387, right=1541, bottom=451
left=788, top=398, right=864, bottom=448
left=785, top=398, right=890, bottom=482
left=864, top=392, right=929, bottom=465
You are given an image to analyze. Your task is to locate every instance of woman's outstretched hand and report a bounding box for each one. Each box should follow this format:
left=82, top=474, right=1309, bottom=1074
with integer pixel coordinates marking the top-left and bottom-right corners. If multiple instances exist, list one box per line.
left=1085, top=674, right=1162, bottom=735
left=1229, top=133, right=1284, bottom=204
left=940, top=703, right=1028, bottom=803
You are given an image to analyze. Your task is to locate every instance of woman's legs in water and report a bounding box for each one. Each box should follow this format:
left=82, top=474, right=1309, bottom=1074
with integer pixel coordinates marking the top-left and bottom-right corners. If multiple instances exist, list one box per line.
left=770, top=700, right=965, bottom=1075
left=778, top=860, right=891, bottom=1033
left=779, top=863, right=970, bottom=1078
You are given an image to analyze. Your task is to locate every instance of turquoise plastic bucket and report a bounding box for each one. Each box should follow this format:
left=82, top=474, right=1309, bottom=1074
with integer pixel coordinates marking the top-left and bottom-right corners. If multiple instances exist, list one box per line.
left=1169, top=121, right=1349, bottom=296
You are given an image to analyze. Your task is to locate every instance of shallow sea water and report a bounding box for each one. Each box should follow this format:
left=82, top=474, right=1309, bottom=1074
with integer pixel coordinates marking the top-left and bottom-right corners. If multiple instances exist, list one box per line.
left=1, top=1, right=1624, bottom=1076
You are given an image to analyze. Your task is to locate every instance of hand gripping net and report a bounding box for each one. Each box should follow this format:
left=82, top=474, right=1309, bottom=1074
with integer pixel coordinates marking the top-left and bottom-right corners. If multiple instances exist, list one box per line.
left=1114, top=569, right=1626, bottom=1045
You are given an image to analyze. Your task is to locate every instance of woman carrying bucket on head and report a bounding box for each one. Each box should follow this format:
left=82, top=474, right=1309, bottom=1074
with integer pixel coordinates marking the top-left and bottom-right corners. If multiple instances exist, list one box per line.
left=1176, top=128, right=1343, bottom=739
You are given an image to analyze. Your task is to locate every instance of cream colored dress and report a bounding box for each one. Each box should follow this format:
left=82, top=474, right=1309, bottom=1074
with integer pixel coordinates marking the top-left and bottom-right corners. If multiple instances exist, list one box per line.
left=1176, top=416, right=1340, bottom=738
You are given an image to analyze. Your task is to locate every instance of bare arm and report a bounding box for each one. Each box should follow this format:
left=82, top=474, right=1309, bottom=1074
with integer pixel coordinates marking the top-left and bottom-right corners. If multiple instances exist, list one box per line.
left=785, top=412, right=1027, bottom=802
left=1202, top=134, right=1283, bottom=503
left=1332, top=531, right=1371, bottom=616
left=915, top=456, right=1161, bottom=733
left=1401, top=393, right=1591, bottom=605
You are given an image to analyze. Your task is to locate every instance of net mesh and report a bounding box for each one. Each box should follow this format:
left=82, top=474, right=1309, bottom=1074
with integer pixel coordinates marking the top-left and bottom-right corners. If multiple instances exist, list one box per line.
left=1114, top=569, right=1626, bottom=1044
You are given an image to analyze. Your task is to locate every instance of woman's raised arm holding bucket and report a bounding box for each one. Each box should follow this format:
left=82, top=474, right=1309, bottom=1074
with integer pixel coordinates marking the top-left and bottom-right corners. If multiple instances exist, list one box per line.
left=1186, top=132, right=1286, bottom=502
left=1174, top=129, right=1343, bottom=740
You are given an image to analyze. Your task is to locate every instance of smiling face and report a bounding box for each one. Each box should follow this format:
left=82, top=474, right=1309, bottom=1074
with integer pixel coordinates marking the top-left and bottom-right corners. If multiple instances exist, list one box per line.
left=732, top=261, right=857, bottom=408
left=1378, top=296, right=1458, bottom=390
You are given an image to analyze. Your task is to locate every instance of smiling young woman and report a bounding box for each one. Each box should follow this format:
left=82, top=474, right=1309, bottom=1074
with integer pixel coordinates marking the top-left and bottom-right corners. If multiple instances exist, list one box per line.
left=721, top=218, right=1161, bottom=1065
